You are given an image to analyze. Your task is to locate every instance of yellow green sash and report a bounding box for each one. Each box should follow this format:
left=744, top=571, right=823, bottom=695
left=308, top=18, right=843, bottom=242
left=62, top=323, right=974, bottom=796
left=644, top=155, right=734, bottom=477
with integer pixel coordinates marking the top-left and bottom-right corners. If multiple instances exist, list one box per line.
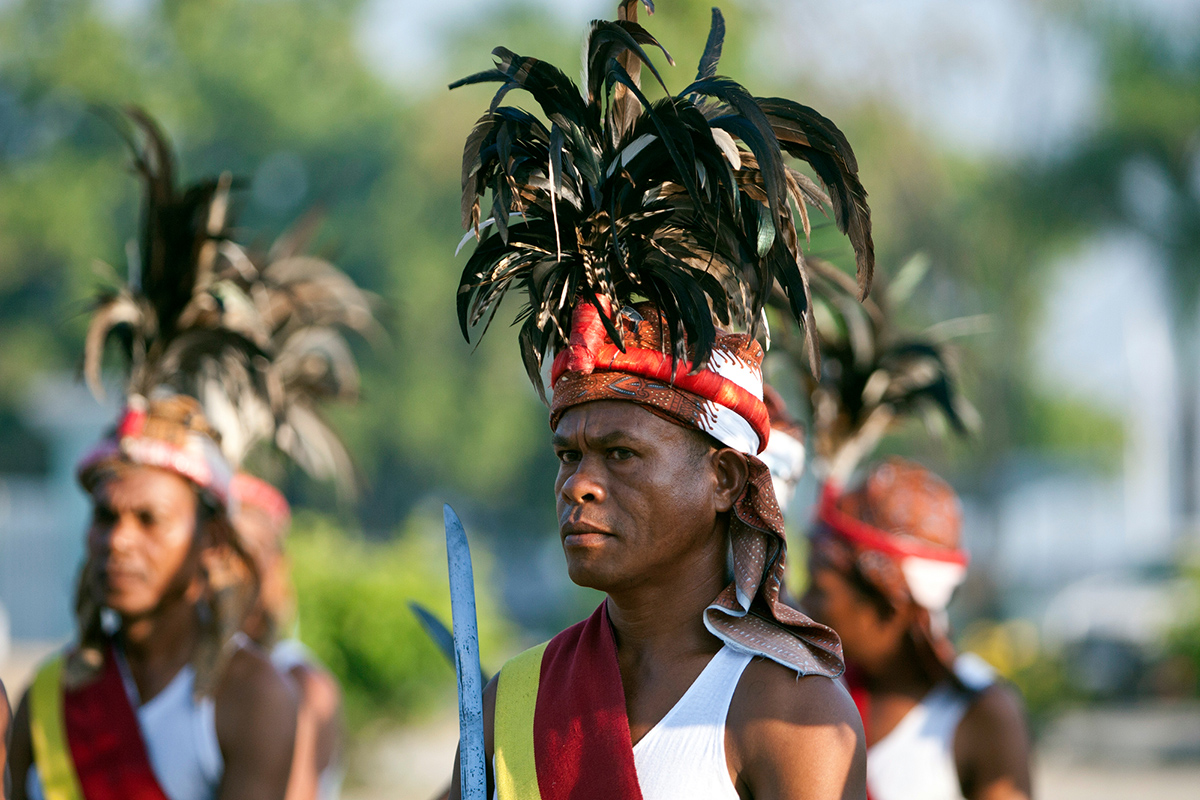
left=29, top=654, right=85, bottom=800
left=493, top=642, right=548, bottom=800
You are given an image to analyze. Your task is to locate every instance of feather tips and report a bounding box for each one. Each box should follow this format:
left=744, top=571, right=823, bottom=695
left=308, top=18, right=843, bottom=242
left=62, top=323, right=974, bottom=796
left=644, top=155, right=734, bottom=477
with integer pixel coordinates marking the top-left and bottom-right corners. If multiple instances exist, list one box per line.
left=775, top=256, right=977, bottom=483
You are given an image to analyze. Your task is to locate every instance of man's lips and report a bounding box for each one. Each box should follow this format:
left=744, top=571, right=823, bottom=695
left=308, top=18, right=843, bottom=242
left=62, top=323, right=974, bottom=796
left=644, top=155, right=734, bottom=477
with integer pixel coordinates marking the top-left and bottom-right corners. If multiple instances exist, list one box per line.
left=560, top=522, right=614, bottom=547
left=105, top=565, right=146, bottom=587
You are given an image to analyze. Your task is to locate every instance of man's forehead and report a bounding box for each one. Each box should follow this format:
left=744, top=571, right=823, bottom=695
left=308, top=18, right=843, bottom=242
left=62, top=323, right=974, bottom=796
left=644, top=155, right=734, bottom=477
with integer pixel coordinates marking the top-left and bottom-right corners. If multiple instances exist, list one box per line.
left=553, top=400, right=680, bottom=440
left=94, top=465, right=194, bottom=506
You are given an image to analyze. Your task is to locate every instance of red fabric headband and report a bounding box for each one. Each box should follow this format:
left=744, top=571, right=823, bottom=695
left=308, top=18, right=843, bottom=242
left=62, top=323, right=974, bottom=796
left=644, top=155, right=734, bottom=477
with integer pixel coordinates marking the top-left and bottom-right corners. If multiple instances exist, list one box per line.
left=817, top=483, right=969, bottom=567
left=549, top=301, right=770, bottom=454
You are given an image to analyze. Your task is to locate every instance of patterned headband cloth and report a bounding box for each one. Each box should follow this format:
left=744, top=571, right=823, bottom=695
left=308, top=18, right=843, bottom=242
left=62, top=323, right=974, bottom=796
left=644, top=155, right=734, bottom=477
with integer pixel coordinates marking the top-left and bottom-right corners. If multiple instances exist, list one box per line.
left=813, top=457, right=967, bottom=666
left=549, top=301, right=844, bottom=678
left=77, top=395, right=234, bottom=508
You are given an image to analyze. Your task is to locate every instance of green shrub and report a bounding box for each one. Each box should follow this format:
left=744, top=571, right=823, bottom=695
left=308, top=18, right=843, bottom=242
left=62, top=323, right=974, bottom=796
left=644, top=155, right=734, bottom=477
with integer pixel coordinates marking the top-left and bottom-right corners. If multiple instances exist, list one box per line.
left=1165, top=563, right=1200, bottom=696
left=287, top=508, right=511, bottom=727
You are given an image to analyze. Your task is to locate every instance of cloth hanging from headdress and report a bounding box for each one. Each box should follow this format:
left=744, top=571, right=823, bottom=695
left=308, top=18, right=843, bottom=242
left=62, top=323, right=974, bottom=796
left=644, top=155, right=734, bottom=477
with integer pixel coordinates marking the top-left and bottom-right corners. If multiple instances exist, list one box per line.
left=812, top=457, right=968, bottom=670
left=549, top=302, right=843, bottom=678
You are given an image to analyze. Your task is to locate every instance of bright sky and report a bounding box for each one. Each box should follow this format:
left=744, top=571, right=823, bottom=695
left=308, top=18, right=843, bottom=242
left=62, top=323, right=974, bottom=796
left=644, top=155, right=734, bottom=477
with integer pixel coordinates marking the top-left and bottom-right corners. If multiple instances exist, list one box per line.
left=351, top=0, right=1196, bottom=158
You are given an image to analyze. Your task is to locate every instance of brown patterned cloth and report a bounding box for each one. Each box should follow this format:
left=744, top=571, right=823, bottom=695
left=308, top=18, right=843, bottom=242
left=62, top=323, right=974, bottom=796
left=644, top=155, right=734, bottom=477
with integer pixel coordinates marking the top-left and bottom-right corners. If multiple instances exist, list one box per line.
left=813, top=458, right=967, bottom=671
left=550, top=304, right=844, bottom=678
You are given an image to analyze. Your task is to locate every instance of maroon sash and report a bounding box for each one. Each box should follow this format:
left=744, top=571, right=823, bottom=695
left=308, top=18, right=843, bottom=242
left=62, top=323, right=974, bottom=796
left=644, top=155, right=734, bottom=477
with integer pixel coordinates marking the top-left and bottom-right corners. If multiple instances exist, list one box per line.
left=533, top=604, right=643, bottom=800
left=63, top=648, right=172, bottom=800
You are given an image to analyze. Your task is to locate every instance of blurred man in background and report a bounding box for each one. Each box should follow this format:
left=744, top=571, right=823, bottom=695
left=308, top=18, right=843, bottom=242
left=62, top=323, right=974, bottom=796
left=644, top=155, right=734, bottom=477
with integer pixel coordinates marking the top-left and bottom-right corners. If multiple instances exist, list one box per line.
left=804, top=459, right=1032, bottom=800
left=232, top=473, right=343, bottom=800
left=6, top=109, right=316, bottom=800
left=7, top=396, right=298, bottom=800
left=759, top=387, right=808, bottom=517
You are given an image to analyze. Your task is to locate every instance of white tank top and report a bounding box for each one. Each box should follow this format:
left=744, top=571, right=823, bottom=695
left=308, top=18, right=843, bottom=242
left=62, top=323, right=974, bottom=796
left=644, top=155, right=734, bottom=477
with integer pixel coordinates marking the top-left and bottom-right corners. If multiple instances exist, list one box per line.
left=27, top=654, right=224, bottom=800
left=866, top=653, right=996, bottom=800
left=631, top=645, right=753, bottom=800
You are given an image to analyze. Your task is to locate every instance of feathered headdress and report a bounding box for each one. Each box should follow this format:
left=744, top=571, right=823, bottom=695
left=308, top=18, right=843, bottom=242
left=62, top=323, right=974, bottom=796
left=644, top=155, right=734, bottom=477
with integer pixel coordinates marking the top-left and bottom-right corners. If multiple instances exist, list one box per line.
left=774, top=254, right=981, bottom=486
left=83, top=108, right=377, bottom=493
left=453, top=1, right=873, bottom=401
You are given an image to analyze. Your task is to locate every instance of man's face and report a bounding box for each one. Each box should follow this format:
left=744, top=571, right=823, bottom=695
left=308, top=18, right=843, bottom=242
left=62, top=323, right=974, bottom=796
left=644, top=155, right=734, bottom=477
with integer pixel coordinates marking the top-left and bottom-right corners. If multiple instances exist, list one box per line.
left=234, top=506, right=288, bottom=641
left=552, top=400, right=728, bottom=592
left=87, top=465, right=205, bottom=618
left=802, top=556, right=907, bottom=671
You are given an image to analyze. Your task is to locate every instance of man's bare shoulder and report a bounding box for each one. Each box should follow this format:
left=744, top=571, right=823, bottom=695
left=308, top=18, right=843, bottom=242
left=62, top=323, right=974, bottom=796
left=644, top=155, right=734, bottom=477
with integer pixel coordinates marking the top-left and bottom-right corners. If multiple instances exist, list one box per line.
left=727, top=658, right=866, bottom=800
left=216, top=644, right=298, bottom=746
left=955, top=682, right=1032, bottom=800
left=731, top=658, right=860, bottom=727
left=286, top=662, right=341, bottom=722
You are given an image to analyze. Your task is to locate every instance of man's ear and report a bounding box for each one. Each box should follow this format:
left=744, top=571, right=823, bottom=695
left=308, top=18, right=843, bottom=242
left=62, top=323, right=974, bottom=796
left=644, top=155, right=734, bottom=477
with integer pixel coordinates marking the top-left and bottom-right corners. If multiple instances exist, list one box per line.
left=193, top=502, right=221, bottom=554
left=711, top=449, right=750, bottom=513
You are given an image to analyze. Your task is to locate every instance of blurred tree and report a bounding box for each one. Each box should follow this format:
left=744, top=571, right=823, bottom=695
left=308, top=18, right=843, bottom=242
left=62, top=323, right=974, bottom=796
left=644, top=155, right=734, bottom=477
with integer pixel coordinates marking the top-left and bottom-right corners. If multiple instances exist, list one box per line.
left=1003, top=13, right=1200, bottom=521
left=0, top=0, right=560, bottom=534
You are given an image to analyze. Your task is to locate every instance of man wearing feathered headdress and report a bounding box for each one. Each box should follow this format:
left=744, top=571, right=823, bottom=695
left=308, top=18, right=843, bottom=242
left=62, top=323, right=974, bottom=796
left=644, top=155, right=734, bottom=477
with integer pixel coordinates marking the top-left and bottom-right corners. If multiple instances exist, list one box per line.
left=5, top=110, right=373, bottom=800
left=774, top=256, right=1031, bottom=800
left=449, top=3, right=875, bottom=797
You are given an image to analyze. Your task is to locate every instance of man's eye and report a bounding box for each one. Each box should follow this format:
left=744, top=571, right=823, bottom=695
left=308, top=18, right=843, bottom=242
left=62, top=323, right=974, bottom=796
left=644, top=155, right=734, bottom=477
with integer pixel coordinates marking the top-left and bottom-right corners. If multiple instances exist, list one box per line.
left=138, top=511, right=157, bottom=527
left=608, top=448, right=633, bottom=460
left=93, top=507, right=115, bottom=525
left=557, top=450, right=581, bottom=464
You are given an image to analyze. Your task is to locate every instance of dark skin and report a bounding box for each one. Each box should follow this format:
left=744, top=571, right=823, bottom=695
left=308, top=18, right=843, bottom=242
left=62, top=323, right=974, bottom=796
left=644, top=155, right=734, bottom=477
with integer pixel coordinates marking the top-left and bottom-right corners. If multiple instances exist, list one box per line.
left=236, top=505, right=343, bottom=800
left=803, top=562, right=1032, bottom=800
left=2, top=678, right=10, bottom=800
left=8, top=465, right=297, bottom=800
left=450, top=401, right=865, bottom=800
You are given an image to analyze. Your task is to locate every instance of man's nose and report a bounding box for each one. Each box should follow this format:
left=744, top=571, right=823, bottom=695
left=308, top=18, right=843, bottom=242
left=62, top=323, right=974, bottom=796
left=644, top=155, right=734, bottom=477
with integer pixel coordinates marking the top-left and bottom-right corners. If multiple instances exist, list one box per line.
left=560, top=455, right=608, bottom=506
left=107, top=514, right=139, bottom=554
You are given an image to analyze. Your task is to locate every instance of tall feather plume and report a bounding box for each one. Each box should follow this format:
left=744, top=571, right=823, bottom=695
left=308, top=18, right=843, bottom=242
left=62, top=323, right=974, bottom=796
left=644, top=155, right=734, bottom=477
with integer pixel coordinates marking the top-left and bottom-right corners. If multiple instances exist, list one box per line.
left=229, top=218, right=383, bottom=497
left=452, top=3, right=874, bottom=401
left=82, top=108, right=377, bottom=495
left=771, top=255, right=980, bottom=486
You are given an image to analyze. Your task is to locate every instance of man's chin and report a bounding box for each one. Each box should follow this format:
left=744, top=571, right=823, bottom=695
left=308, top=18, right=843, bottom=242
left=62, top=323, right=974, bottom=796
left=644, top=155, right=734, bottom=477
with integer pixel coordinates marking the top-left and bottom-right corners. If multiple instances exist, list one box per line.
left=103, top=593, right=158, bottom=620
left=564, top=556, right=615, bottom=592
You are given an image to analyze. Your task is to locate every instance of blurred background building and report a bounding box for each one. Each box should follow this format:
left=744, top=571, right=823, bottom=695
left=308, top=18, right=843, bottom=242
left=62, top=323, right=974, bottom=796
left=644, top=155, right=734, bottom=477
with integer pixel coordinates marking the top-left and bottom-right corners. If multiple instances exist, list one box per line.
left=2, top=0, right=1200, bottom=797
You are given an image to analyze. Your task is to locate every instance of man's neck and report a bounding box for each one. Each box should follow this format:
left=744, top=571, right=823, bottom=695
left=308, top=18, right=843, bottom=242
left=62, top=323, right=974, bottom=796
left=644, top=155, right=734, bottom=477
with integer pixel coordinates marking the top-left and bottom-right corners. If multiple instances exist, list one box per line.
left=605, top=534, right=728, bottom=665
left=119, top=593, right=201, bottom=696
left=861, top=638, right=938, bottom=698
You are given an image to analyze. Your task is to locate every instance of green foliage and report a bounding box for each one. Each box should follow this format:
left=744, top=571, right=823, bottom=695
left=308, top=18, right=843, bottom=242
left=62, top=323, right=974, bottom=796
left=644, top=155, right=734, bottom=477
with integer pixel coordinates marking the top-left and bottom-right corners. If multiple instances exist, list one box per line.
left=1019, top=392, right=1126, bottom=468
left=1165, top=562, right=1200, bottom=696
left=287, top=510, right=511, bottom=726
left=960, top=618, right=1079, bottom=729
left=1006, top=654, right=1079, bottom=731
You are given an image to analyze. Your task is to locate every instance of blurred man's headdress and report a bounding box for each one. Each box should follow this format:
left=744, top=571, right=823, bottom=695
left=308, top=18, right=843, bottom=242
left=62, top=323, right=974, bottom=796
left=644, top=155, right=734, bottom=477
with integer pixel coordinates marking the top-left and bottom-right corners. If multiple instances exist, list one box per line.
left=774, top=254, right=979, bottom=487
left=79, top=108, right=377, bottom=498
